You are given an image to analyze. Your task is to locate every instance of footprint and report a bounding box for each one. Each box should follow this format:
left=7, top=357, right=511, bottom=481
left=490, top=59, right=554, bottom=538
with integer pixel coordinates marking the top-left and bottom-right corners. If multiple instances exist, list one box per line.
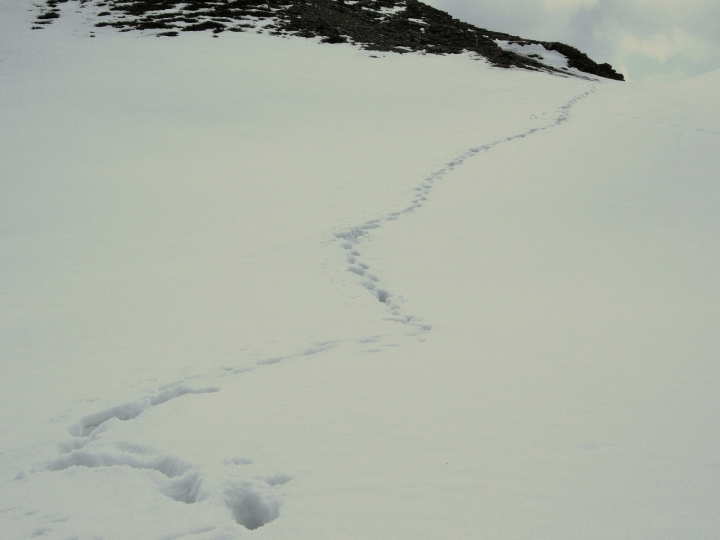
left=264, top=473, right=293, bottom=487
left=161, top=472, right=204, bottom=504
left=333, top=85, right=592, bottom=328
left=67, top=384, right=220, bottom=437
left=224, top=481, right=281, bottom=530
left=46, top=449, right=192, bottom=479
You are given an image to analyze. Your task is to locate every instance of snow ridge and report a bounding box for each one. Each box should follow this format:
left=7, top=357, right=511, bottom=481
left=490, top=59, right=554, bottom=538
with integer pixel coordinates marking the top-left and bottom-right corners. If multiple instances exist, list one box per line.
left=66, top=384, right=221, bottom=438
left=334, top=84, right=596, bottom=332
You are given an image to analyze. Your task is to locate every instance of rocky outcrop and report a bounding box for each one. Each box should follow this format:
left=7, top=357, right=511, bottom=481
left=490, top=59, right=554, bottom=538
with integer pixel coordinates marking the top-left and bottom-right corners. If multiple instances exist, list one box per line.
left=32, top=0, right=624, bottom=80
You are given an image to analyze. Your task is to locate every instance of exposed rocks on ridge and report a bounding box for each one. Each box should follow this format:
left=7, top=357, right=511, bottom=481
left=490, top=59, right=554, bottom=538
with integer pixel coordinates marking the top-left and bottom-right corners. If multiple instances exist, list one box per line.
left=32, top=0, right=624, bottom=80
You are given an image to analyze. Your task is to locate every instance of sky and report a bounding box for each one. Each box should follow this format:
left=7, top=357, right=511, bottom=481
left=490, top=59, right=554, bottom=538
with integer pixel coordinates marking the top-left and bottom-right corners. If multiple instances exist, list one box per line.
left=425, top=0, right=720, bottom=81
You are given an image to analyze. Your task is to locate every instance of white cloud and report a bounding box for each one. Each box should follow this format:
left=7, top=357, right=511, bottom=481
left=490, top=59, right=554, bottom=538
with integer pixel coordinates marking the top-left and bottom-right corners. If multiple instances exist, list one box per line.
left=541, top=0, right=598, bottom=11
left=618, top=28, right=707, bottom=63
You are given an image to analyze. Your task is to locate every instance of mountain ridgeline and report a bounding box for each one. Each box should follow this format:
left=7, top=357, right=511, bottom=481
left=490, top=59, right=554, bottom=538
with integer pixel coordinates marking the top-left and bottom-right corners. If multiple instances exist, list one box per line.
left=33, top=0, right=624, bottom=80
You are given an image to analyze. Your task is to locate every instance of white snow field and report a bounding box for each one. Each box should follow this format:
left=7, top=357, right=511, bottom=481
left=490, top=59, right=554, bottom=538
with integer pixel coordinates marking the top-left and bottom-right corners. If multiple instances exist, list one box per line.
left=2, top=2, right=720, bottom=539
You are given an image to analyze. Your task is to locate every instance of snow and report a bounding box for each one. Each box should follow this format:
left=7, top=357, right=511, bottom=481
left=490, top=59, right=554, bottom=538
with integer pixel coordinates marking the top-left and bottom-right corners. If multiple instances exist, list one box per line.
left=2, top=1, right=720, bottom=538
left=375, top=5, right=406, bottom=16
left=495, top=39, right=577, bottom=74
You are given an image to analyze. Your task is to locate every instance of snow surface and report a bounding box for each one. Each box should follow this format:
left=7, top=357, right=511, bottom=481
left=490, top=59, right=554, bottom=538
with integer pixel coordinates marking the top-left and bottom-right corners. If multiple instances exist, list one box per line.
left=2, top=1, right=720, bottom=538
left=495, top=39, right=576, bottom=74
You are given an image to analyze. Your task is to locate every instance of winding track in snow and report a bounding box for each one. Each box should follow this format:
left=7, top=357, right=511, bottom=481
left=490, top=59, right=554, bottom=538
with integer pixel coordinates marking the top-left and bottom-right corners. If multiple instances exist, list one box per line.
left=333, top=83, right=597, bottom=333
left=21, top=82, right=597, bottom=535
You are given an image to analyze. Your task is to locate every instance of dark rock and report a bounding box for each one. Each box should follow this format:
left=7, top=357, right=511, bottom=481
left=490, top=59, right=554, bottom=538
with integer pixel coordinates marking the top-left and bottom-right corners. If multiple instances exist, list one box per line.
left=31, top=0, right=623, bottom=81
left=321, top=34, right=347, bottom=44
left=184, top=20, right=227, bottom=32
left=37, top=11, right=60, bottom=20
left=541, top=42, right=623, bottom=81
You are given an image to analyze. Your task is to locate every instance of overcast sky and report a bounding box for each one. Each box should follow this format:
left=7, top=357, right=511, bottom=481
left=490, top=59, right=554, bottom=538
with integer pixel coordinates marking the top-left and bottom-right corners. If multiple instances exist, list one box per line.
left=424, top=0, right=720, bottom=81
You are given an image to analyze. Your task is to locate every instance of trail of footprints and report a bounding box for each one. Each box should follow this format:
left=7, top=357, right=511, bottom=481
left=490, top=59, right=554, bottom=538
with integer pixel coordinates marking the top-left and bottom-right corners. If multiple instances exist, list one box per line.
left=16, top=86, right=595, bottom=538
left=334, top=85, right=596, bottom=329
left=40, top=380, right=293, bottom=534
left=11, top=339, right=353, bottom=536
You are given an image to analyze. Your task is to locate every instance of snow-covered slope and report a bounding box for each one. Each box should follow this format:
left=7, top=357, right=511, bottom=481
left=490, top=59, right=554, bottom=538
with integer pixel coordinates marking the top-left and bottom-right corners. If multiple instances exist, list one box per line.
left=1, top=1, right=719, bottom=539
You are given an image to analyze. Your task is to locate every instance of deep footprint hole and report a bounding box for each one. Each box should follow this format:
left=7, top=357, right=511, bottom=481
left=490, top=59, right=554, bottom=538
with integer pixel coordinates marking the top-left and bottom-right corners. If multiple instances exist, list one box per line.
left=226, top=484, right=280, bottom=530
left=376, top=289, right=391, bottom=303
